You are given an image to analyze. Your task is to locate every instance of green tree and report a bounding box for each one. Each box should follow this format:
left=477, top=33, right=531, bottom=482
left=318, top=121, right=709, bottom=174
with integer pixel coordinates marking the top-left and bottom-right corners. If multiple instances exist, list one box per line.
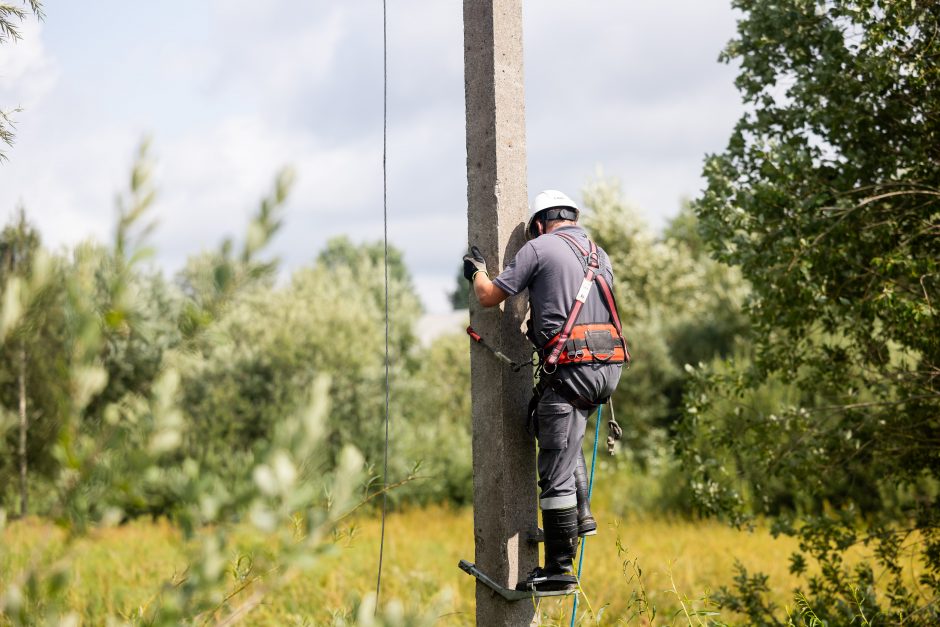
left=580, top=178, right=748, bottom=467
left=81, top=141, right=184, bottom=426
left=0, top=2, right=41, bottom=46
left=0, top=1, right=43, bottom=159
left=177, top=167, right=293, bottom=341
left=448, top=263, right=470, bottom=310
left=397, top=331, right=472, bottom=505
left=315, top=235, right=421, bottom=358
left=688, top=0, right=940, bottom=622
left=177, top=232, right=423, bottom=497
left=0, top=142, right=438, bottom=623
left=0, top=209, right=62, bottom=515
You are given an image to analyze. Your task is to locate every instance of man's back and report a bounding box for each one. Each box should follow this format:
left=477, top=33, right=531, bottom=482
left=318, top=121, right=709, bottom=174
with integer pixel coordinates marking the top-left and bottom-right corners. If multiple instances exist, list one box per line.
left=493, top=225, right=616, bottom=347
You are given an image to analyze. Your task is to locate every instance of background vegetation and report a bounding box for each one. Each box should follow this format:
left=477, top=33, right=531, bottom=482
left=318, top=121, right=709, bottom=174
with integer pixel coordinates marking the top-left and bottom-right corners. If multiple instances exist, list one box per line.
left=1, top=0, right=937, bottom=624
left=683, top=1, right=939, bottom=623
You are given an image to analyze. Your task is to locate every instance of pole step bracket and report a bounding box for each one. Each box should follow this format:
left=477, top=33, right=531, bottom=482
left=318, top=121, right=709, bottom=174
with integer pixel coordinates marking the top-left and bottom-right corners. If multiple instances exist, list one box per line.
left=458, top=559, right=577, bottom=601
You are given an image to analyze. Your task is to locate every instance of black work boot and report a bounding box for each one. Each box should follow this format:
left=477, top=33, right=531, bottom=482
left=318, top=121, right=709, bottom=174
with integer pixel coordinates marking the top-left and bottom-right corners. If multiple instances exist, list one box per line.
left=575, top=452, right=597, bottom=537
left=517, top=506, right=579, bottom=592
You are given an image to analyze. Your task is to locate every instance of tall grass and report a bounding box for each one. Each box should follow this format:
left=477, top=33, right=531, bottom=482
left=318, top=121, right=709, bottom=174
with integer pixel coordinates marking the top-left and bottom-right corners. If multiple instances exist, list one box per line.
left=1, top=505, right=805, bottom=625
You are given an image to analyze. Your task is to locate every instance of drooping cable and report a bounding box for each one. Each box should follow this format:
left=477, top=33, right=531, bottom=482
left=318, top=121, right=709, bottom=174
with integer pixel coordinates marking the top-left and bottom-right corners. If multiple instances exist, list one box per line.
left=375, top=0, right=390, bottom=610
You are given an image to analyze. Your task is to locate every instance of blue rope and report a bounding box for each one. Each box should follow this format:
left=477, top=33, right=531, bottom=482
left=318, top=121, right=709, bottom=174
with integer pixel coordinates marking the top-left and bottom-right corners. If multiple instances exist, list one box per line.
left=570, top=404, right=602, bottom=627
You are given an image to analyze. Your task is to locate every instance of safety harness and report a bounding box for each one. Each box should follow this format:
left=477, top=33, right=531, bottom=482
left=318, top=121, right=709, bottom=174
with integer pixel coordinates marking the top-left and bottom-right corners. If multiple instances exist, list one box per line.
left=539, top=231, right=630, bottom=372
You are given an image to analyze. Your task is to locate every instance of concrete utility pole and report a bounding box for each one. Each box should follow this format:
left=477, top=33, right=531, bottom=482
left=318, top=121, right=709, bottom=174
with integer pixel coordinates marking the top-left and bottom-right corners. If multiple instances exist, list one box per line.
left=463, top=1, right=537, bottom=624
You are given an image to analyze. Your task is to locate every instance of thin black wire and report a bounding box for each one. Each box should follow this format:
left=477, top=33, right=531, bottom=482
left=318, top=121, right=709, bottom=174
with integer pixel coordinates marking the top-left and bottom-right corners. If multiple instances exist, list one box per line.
left=375, top=0, right=389, bottom=610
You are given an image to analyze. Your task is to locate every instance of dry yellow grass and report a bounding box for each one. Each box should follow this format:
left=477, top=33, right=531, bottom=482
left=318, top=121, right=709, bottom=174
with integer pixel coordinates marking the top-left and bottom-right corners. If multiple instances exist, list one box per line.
left=1, top=506, right=808, bottom=625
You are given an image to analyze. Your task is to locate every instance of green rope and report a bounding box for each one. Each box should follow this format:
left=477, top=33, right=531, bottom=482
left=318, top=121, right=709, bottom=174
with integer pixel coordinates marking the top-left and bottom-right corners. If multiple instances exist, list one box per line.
left=570, top=404, right=602, bottom=626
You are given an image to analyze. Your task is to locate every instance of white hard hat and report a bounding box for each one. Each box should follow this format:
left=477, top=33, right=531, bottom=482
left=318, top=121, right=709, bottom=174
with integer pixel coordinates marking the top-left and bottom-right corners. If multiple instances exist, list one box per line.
left=526, top=189, right=580, bottom=239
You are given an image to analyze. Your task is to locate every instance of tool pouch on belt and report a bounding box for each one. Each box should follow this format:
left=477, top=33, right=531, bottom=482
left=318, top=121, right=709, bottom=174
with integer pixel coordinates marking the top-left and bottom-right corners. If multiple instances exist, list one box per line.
left=543, top=323, right=628, bottom=366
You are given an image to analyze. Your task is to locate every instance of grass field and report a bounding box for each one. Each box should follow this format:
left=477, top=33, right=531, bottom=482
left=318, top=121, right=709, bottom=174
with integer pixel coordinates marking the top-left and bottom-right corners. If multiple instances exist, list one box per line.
left=1, top=504, right=810, bottom=626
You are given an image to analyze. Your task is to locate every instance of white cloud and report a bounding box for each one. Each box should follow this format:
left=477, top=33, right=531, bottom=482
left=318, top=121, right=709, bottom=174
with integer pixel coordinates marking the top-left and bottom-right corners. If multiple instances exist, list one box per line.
left=522, top=1, right=742, bottom=227
left=0, top=123, right=137, bottom=251
left=0, top=18, right=58, bottom=108
left=0, top=1, right=746, bottom=314
left=206, top=4, right=347, bottom=98
left=152, top=113, right=384, bottom=271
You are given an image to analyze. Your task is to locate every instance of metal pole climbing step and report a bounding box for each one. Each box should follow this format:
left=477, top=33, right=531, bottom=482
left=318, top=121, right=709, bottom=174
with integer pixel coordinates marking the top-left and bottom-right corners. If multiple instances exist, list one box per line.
left=458, top=560, right=577, bottom=601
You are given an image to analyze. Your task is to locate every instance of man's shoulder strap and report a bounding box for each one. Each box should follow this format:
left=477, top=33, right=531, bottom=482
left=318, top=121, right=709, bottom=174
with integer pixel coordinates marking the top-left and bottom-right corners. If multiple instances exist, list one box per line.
left=552, top=230, right=595, bottom=272
left=551, top=230, right=623, bottom=335
left=552, top=230, right=590, bottom=256
left=541, top=230, right=628, bottom=368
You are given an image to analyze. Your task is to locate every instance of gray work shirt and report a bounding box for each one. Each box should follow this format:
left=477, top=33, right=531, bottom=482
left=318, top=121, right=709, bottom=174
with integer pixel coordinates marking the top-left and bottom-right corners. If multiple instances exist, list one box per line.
left=493, top=225, right=616, bottom=347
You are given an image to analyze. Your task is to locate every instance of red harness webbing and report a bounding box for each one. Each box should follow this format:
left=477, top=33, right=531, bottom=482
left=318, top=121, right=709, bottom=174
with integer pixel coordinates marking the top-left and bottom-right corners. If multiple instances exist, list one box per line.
left=543, top=231, right=629, bottom=368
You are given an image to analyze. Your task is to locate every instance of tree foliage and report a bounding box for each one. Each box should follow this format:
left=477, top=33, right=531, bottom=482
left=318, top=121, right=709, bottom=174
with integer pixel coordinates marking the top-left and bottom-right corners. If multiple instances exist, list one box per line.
left=0, top=209, right=64, bottom=512
left=0, top=1, right=43, bottom=159
left=687, top=0, right=940, bottom=622
left=0, top=144, right=436, bottom=624
left=581, top=177, right=749, bottom=470
left=448, top=264, right=470, bottom=310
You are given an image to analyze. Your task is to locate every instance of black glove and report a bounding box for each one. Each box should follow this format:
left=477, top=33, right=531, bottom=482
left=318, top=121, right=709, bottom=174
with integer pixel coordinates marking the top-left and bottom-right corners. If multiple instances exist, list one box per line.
left=462, top=245, right=488, bottom=281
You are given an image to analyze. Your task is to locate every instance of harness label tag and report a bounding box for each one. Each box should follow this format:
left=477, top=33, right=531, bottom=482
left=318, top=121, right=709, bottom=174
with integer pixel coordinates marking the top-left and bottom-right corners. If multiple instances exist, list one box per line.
left=576, top=278, right=593, bottom=303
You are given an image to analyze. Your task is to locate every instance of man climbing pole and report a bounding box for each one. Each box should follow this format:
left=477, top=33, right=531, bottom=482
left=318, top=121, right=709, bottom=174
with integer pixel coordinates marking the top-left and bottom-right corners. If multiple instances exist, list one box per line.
left=463, top=189, right=629, bottom=592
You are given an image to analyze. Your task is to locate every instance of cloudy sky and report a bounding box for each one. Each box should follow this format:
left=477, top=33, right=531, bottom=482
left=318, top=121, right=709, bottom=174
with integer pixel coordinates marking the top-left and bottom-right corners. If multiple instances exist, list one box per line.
left=0, top=1, right=744, bottom=313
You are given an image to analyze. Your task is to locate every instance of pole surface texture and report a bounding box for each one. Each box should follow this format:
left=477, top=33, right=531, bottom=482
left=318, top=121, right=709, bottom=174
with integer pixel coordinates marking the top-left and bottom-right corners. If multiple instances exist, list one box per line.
left=463, top=1, right=537, bottom=624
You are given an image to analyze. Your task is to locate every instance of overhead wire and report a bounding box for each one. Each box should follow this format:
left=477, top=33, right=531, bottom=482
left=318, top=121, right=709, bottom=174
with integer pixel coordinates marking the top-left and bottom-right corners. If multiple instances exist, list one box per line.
left=375, top=0, right=390, bottom=611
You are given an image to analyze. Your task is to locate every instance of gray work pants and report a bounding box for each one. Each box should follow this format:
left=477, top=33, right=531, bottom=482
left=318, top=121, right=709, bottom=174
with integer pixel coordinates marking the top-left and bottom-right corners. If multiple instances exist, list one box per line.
left=533, top=362, right=621, bottom=511
left=534, top=388, right=588, bottom=511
